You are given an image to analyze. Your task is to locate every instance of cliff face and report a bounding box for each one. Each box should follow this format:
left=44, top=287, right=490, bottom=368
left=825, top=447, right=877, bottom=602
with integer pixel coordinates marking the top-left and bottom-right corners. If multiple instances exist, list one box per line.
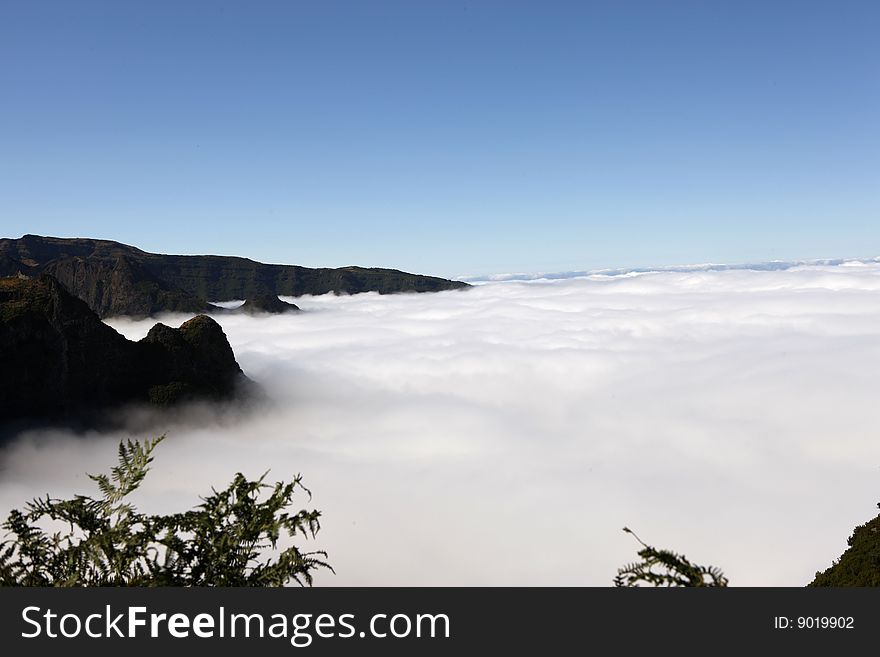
left=0, top=275, right=245, bottom=421
left=43, top=254, right=207, bottom=317
left=0, top=235, right=469, bottom=317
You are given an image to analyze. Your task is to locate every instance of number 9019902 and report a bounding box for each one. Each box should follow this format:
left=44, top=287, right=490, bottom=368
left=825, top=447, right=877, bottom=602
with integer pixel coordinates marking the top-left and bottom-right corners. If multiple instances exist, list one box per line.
left=797, top=617, right=854, bottom=629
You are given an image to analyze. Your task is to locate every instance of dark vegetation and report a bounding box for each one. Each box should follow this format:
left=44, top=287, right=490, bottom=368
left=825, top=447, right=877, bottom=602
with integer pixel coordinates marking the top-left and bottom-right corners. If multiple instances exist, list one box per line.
left=0, top=275, right=246, bottom=422
left=0, top=436, right=330, bottom=586
left=0, top=234, right=468, bottom=318
left=619, top=507, right=880, bottom=586
left=614, top=527, right=728, bottom=587
left=809, top=506, right=880, bottom=586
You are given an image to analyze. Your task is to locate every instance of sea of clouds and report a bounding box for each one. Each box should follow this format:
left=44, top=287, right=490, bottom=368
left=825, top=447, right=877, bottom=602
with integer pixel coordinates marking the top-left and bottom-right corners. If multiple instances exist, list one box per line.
left=2, top=261, right=880, bottom=586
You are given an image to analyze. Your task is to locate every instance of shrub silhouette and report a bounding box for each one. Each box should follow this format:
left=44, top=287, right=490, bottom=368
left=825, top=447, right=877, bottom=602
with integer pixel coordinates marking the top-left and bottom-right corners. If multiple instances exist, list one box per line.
left=614, top=527, right=728, bottom=587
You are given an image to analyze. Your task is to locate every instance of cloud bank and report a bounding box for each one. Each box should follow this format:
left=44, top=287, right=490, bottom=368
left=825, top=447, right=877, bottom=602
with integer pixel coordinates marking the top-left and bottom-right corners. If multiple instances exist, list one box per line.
left=3, top=260, right=880, bottom=586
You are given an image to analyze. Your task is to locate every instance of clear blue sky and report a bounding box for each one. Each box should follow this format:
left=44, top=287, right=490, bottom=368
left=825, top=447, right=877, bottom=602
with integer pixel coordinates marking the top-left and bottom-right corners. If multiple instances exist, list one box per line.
left=1, top=1, right=877, bottom=278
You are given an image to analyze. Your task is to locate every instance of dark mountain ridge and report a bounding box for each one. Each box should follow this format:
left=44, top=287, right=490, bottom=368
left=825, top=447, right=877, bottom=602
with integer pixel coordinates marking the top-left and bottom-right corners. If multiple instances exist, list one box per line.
left=0, top=235, right=469, bottom=318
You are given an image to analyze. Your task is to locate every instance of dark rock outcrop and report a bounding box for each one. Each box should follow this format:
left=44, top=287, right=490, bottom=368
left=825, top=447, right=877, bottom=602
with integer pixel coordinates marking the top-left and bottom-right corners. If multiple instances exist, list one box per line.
left=0, top=235, right=469, bottom=318
left=238, top=293, right=300, bottom=314
left=0, top=275, right=246, bottom=421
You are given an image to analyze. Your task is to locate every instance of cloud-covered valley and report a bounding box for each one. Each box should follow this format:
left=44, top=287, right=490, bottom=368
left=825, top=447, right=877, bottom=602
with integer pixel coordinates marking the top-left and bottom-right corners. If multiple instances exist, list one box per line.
left=2, top=261, right=880, bottom=586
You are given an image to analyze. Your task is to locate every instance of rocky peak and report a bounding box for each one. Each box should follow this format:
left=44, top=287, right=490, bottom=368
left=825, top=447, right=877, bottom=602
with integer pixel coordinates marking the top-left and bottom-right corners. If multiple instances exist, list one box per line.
left=0, top=275, right=248, bottom=423
left=239, top=293, right=300, bottom=314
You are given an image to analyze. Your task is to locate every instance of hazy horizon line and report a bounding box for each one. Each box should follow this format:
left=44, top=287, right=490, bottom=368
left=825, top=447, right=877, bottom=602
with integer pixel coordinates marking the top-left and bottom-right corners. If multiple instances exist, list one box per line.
left=457, top=255, right=880, bottom=283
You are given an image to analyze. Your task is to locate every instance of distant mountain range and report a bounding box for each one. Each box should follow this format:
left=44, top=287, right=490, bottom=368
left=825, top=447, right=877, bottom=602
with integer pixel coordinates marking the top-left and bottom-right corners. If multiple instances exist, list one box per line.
left=0, top=235, right=469, bottom=317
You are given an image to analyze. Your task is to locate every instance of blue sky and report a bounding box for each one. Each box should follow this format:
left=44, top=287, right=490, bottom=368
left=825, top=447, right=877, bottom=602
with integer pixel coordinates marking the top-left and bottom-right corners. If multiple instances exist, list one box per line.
left=1, top=1, right=877, bottom=278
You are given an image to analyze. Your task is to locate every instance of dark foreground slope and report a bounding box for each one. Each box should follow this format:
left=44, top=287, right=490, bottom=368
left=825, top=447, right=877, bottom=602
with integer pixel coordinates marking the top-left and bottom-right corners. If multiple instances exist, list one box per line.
left=0, top=275, right=246, bottom=421
left=809, top=511, right=880, bottom=586
left=0, top=234, right=469, bottom=317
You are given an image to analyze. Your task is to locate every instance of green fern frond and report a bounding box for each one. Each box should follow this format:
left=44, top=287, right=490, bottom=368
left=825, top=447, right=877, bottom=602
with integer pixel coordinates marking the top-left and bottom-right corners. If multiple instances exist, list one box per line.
left=0, top=435, right=330, bottom=587
left=615, top=528, right=728, bottom=587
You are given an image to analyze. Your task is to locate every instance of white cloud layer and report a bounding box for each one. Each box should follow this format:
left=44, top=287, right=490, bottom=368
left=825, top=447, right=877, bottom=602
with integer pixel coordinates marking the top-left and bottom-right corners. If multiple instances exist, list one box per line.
left=3, top=261, right=880, bottom=586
